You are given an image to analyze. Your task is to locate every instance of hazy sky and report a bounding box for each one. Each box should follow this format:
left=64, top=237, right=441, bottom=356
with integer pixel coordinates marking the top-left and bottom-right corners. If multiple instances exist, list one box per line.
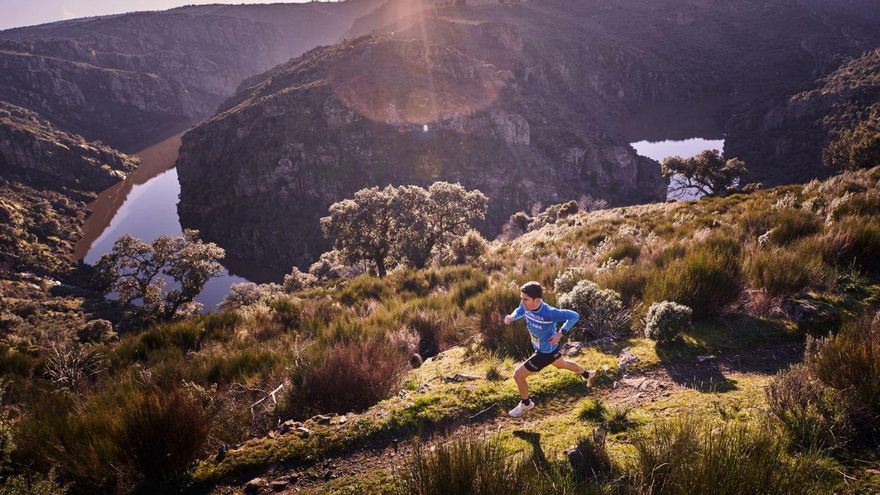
left=0, top=1, right=315, bottom=30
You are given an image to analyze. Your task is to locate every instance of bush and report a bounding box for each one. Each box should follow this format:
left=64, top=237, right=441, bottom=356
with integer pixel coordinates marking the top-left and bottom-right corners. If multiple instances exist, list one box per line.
left=289, top=336, right=409, bottom=415
left=77, top=319, right=116, bottom=344
left=766, top=364, right=849, bottom=452
left=338, top=276, right=392, bottom=306
left=596, top=263, right=650, bottom=304
left=631, top=417, right=827, bottom=495
left=117, top=386, right=211, bottom=485
left=450, top=274, right=489, bottom=306
left=466, top=288, right=533, bottom=359
left=768, top=209, right=822, bottom=246
left=808, top=313, right=880, bottom=443
left=597, top=240, right=641, bottom=265
left=404, top=308, right=463, bottom=358
left=644, top=301, right=692, bottom=342
left=219, top=282, right=284, bottom=310
left=644, top=235, right=742, bottom=319
left=283, top=266, right=317, bottom=293
left=553, top=267, right=591, bottom=295
left=745, top=247, right=821, bottom=297
left=565, top=429, right=613, bottom=484
left=398, top=436, right=535, bottom=495
left=825, top=217, right=880, bottom=273
left=558, top=280, right=630, bottom=340
left=443, top=230, right=488, bottom=266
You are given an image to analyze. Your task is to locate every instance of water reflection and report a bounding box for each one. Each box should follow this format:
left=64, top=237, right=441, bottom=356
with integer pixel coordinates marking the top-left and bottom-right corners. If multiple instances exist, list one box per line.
left=73, top=131, right=271, bottom=310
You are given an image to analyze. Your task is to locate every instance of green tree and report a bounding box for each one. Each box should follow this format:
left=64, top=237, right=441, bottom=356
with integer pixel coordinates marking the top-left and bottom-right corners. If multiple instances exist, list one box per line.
left=320, top=186, right=398, bottom=277
left=320, top=182, right=487, bottom=276
left=393, top=182, right=488, bottom=269
left=661, top=149, right=747, bottom=198
left=823, top=116, right=880, bottom=171
left=92, top=229, right=225, bottom=322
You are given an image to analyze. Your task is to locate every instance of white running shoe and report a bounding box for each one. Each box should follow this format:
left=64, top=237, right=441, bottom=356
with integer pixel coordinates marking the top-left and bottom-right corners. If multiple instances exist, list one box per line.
left=509, top=401, right=535, bottom=417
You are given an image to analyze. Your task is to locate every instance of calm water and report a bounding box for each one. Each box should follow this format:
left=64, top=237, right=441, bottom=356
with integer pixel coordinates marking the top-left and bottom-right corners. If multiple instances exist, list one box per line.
left=630, top=137, right=725, bottom=200
left=74, top=132, right=255, bottom=310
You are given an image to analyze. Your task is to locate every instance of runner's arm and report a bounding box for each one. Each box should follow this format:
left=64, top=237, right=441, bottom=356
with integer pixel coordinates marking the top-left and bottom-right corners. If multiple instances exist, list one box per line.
left=508, top=303, right=526, bottom=321
left=544, top=307, right=580, bottom=333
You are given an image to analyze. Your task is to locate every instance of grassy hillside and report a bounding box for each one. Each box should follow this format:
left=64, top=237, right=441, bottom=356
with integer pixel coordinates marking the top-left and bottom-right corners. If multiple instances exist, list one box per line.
left=1, top=166, right=879, bottom=494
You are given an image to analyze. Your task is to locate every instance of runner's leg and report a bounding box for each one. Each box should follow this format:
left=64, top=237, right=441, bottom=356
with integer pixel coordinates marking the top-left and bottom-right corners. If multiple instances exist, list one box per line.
left=551, top=357, right=585, bottom=374
left=513, top=363, right=532, bottom=400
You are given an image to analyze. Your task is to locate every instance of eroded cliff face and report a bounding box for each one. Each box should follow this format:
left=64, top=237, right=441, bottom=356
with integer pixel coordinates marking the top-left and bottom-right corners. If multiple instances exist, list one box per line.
left=176, top=0, right=880, bottom=271
left=0, top=101, right=138, bottom=275
left=725, top=49, right=880, bottom=185
left=0, top=1, right=384, bottom=150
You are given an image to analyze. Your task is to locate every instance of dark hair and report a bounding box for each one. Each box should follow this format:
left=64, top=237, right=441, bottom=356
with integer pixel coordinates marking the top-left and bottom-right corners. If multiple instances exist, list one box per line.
left=520, top=281, right=543, bottom=299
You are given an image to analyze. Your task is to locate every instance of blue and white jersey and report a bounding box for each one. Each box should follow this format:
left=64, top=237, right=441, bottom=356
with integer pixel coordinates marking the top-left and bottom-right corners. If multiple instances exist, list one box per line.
left=508, top=302, right=580, bottom=353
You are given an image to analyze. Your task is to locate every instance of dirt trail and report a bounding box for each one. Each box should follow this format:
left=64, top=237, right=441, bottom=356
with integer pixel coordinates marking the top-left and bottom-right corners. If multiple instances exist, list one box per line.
left=214, top=342, right=804, bottom=494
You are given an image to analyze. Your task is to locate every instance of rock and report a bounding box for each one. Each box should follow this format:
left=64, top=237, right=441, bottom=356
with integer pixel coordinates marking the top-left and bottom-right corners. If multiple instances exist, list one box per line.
left=312, top=414, right=332, bottom=425
left=244, top=477, right=267, bottom=494
left=562, top=341, right=583, bottom=356
left=781, top=294, right=840, bottom=332
left=410, top=353, right=424, bottom=368
left=269, top=479, right=289, bottom=491
left=442, top=374, right=480, bottom=383
left=617, top=348, right=639, bottom=372
left=279, top=419, right=300, bottom=434
left=296, top=426, right=311, bottom=438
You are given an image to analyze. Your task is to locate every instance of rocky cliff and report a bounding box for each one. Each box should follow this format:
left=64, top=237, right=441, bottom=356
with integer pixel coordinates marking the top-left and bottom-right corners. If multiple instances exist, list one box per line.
left=0, top=100, right=138, bottom=275
left=0, top=0, right=384, bottom=151
left=176, top=0, right=880, bottom=272
left=725, top=48, right=880, bottom=185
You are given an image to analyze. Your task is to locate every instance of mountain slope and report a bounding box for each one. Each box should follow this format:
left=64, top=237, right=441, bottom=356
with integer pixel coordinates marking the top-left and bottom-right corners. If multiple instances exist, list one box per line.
left=0, top=0, right=385, bottom=150
left=175, top=0, right=880, bottom=272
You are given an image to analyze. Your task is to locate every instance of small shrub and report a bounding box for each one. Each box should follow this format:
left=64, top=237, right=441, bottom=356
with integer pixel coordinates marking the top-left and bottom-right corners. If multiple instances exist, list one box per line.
left=450, top=275, right=489, bottom=306
left=77, top=319, right=116, bottom=344
left=219, top=282, right=284, bottom=310
left=825, top=217, right=880, bottom=273
left=631, top=417, right=827, bottom=495
left=745, top=247, right=821, bottom=296
left=398, top=436, right=534, bottom=495
left=565, top=429, right=613, bottom=484
left=644, top=301, right=692, bottom=342
left=338, top=276, right=392, bottom=306
left=577, top=398, right=606, bottom=422
left=117, top=386, right=211, bottom=485
left=404, top=308, right=463, bottom=358
left=558, top=280, right=631, bottom=340
left=443, top=230, right=488, bottom=265
left=596, top=263, right=650, bottom=303
left=289, top=336, right=409, bottom=415
left=554, top=267, right=591, bottom=294
left=766, top=364, right=849, bottom=452
left=644, top=235, right=741, bottom=319
left=768, top=209, right=822, bottom=246
left=597, top=240, right=641, bottom=265
left=268, top=296, right=303, bottom=328
left=808, top=313, right=880, bottom=443
left=282, top=266, right=317, bottom=293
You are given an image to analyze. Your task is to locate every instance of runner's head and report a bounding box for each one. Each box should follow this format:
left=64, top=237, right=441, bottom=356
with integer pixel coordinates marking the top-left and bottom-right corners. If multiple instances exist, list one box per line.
left=520, top=281, right=543, bottom=310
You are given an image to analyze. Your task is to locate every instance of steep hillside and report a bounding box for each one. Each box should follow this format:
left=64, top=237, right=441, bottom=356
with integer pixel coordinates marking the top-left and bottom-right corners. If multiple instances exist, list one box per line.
left=176, top=0, right=880, bottom=272
left=0, top=100, right=138, bottom=275
left=0, top=0, right=384, bottom=150
left=726, top=48, right=880, bottom=185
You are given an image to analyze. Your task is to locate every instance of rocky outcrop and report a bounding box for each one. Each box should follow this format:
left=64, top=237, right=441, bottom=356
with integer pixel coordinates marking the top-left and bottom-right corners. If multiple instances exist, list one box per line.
left=0, top=101, right=138, bottom=191
left=725, top=49, right=880, bottom=186
left=0, top=100, right=138, bottom=275
left=176, top=0, right=880, bottom=271
left=0, top=1, right=385, bottom=150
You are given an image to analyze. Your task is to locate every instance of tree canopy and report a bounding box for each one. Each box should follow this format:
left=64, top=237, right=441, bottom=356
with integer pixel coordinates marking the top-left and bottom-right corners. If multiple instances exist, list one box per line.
left=660, top=149, right=747, bottom=199
left=320, top=182, right=488, bottom=277
left=92, top=229, right=225, bottom=322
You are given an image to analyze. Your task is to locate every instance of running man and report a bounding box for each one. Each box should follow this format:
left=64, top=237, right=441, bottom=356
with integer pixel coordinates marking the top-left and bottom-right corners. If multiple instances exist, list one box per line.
left=504, top=281, right=594, bottom=417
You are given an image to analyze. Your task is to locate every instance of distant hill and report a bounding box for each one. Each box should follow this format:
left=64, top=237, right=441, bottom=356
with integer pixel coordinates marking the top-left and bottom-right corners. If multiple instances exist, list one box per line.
left=0, top=0, right=385, bottom=150
left=175, top=0, right=880, bottom=272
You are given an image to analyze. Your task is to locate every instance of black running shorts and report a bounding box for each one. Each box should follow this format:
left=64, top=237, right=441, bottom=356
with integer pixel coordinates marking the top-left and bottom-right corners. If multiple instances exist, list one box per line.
left=523, top=349, right=562, bottom=372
